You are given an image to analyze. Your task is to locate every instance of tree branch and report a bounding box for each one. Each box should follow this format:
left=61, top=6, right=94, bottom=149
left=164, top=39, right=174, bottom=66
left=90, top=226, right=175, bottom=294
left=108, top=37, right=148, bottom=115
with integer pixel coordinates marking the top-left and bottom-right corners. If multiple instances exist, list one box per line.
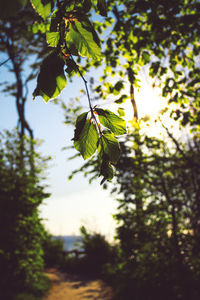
left=0, top=57, right=10, bottom=67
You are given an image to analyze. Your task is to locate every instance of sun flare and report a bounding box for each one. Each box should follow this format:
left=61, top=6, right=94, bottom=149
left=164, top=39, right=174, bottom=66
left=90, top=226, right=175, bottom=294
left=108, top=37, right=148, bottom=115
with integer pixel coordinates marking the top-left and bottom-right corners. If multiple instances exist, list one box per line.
left=124, top=80, right=166, bottom=123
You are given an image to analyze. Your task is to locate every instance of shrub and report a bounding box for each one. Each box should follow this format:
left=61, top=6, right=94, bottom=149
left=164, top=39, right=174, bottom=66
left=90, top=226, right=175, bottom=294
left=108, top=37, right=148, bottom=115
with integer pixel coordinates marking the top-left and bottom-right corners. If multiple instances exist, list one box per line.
left=0, top=131, right=51, bottom=298
left=42, top=233, right=65, bottom=268
left=63, top=226, right=117, bottom=278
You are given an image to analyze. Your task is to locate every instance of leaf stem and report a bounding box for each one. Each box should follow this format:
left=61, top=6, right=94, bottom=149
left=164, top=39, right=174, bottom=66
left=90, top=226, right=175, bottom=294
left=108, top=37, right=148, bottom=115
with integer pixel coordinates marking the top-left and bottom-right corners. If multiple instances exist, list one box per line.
left=67, top=52, right=103, bottom=140
left=69, top=54, right=93, bottom=110
left=69, top=54, right=103, bottom=138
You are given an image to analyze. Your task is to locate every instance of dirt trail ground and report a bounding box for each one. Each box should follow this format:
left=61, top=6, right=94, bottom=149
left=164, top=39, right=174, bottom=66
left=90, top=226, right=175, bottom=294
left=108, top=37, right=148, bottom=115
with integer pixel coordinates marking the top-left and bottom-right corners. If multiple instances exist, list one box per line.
left=44, top=268, right=113, bottom=300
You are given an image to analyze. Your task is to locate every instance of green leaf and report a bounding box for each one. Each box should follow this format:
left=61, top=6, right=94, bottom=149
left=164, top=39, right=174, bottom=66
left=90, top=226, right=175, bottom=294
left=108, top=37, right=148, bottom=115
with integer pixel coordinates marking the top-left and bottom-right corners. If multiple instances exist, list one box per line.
left=95, top=108, right=126, bottom=135
left=81, top=18, right=101, bottom=46
left=115, top=94, right=128, bottom=104
left=32, top=21, right=49, bottom=34
left=113, top=81, right=124, bottom=96
left=114, top=81, right=123, bottom=92
left=74, top=118, right=99, bottom=159
left=117, top=108, right=125, bottom=117
left=30, top=0, right=52, bottom=20
left=100, top=156, right=114, bottom=185
left=142, top=51, right=151, bottom=64
left=100, top=131, right=121, bottom=164
left=46, top=32, right=60, bottom=47
left=66, top=22, right=101, bottom=59
left=97, top=0, right=107, bottom=17
left=32, top=23, right=39, bottom=34
left=0, top=0, right=27, bottom=19
left=73, top=112, right=88, bottom=141
left=33, top=53, right=66, bottom=102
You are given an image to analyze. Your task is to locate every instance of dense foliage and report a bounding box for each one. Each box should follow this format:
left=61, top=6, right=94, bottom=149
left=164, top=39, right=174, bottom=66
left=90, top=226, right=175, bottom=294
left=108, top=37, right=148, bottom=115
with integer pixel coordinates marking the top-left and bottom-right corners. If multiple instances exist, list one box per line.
left=0, top=3, right=54, bottom=299
left=108, top=128, right=200, bottom=300
left=0, top=131, right=50, bottom=299
left=86, top=0, right=200, bottom=129
left=73, top=126, right=200, bottom=299
left=63, top=226, right=116, bottom=278
left=42, top=233, right=65, bottom=268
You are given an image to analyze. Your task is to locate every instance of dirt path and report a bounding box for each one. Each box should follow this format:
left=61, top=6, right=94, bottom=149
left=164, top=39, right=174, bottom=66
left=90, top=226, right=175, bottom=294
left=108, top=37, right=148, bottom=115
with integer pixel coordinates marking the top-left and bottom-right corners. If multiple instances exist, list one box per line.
left=44, top=268, right=113, bottom=300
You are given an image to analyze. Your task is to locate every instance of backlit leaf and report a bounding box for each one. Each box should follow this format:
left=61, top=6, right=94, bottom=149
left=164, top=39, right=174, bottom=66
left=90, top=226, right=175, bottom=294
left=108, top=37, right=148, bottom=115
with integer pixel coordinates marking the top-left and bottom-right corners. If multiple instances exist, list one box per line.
left=100, top=156, right=114, bottom=185
left=100, top=131, right=121, bottom=164
left=117, top=108, right=125, bottom=117
left=33, top=52, right=66, bottom=102
left=66, top=22, right=101, bottom=59
left=74, top=118, right=99, bottom=159
left=96, top=108, right=126, bottom=135
left=46, top=32, right=60, bottom=47
left=73, top=112, right=88, bottom=141
left=30, top=0, right=52, bottom=20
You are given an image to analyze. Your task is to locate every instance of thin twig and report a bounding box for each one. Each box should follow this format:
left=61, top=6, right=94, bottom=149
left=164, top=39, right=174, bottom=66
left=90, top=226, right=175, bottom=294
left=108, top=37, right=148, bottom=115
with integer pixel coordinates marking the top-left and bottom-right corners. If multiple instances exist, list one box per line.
left=64, top=36, right=103, bottom=138
left=70, top=54, right=93, bottom=110
left=159, top=118, right=185, bottom=157
left=70, top=55, right=103, bottom=139
left=0, top=57, right=10, bottom=67
left=69, top=54, right=103, bottom=136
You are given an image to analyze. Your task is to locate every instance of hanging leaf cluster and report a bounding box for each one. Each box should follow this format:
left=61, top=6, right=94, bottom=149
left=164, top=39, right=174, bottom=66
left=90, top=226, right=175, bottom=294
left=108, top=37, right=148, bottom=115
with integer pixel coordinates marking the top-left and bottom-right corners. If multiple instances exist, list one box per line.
left=29, top=0, right=126, bottom=182
left=31, top=0, right=104, bottom=102
left=73, top=108, right=126, bottom=184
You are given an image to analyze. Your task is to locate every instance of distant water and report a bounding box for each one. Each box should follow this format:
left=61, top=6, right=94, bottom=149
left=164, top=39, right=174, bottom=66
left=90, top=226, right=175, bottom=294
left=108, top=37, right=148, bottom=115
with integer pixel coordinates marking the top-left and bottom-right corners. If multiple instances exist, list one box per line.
left=53, top=235, right=82, bottom=251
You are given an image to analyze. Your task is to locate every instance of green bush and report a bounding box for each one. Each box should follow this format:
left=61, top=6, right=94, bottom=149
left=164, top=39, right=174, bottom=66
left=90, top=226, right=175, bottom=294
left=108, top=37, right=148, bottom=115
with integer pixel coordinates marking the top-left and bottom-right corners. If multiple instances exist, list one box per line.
left=0, top=131, right=51, bottom=298
left=80, top=226, right=116, bottom=277
left=42, top=233, right=65, bottom=268
left=15, top=274, right=51, bottom=300
left=63, top=226, right=117, bottom=278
